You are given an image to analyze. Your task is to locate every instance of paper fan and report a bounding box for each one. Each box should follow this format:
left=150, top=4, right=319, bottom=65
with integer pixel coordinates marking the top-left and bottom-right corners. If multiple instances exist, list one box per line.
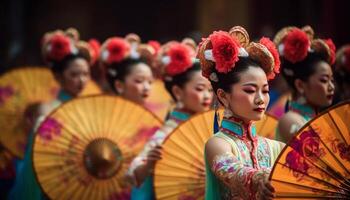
left=79, top=80, right=103, bottom=96
left=0, top=67, right=59, bottom=158
left=255, top=113, right=278, bottom=139
left=269, top=100, right=350, bottom=199
left=154, top=110, right=282, bottom=199
left=154, top=110, right=213, bottom=200
left=33, top=95, right=163, bottom=200
left=146, top=79, right=174, bottom=120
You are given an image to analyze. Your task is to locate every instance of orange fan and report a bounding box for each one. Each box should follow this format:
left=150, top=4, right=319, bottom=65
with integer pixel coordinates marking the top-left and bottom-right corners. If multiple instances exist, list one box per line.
left=0, top=67, right=59, bottom=158
left=33, top=95, right=163, bottom=200
left=79, top=80, right=103, bottom=96
left=154, top=110, right=279, bottom=199
left=255, top=113, right=278, bottom=139
left=146, top=79, right=174, bottom=120
left=269, top=100, right=350, bottom=199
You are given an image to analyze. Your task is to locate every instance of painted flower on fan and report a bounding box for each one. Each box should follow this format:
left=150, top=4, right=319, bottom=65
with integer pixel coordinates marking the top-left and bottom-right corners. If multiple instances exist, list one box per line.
left=88, top=38, right=101, bottom=64
left=324, top=39, right=336, bottom=65
left=298, top=130, right=325, bottom=160
left=285, top=148, right=310, bottom=177
left=337, top=142, right=350, bottom=161
left=209, top=31, right=240, bottom=73
left=283, top=28, right=310, bottom=63
left=165, top=43, right=193, bottom=76
left=47, top=33, right=74, bottom=61
left=260, top=37, right=281, bottom=80
left=104, top=38, right=130, bottom=64
left=0, top=86, right=15, bottom=105
left=38, top=117, right=63, bottom=141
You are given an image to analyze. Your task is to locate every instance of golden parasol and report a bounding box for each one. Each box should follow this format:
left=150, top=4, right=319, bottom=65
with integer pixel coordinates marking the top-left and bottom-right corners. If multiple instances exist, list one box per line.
left=33, top=95, right=163, bottom=199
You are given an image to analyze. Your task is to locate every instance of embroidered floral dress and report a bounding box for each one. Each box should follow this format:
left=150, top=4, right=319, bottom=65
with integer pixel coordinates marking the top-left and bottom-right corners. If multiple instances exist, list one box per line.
left=275, top=101, right=317, bottom=142
left=205, top=115, right=285, bottom=200
left=128, top=109, right=191, bottom=200
left=8, top=90, right=72, bottom=200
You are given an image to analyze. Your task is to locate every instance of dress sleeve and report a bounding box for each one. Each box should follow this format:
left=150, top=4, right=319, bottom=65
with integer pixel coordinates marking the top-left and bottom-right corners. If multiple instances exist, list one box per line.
left=211, top=152, right=270, bottom=199
left=126, top=121, right=175, bottom=186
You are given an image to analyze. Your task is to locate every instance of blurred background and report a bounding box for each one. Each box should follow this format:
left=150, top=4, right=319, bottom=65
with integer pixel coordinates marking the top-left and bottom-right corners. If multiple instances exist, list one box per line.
left=1, top=0, right=350, bottom=73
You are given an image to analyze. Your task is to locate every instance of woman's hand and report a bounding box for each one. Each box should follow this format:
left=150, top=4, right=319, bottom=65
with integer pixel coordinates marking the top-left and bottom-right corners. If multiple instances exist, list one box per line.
left=257, top=176, right=275, bottom=200
left=145, top=145, right=163, bottom=169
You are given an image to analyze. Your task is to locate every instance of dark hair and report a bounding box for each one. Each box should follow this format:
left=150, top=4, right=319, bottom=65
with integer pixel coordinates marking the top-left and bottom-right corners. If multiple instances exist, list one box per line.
left=164, top=62, right=201, bottom=100
left=281, top=52, right=328, bottom=91
left=106, top=58, right=150, bottom=93
left=209, top=57, right=260, bottom=93
left=51, top=53, right=89, bottom=74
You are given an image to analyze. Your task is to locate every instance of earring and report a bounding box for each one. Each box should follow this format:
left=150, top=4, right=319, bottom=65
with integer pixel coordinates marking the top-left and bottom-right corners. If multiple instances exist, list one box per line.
left=297, top=91, right=306, bottom=105
left=223, top=104, right=234, bottom=118
left=176, top=101, right=184, bottom=109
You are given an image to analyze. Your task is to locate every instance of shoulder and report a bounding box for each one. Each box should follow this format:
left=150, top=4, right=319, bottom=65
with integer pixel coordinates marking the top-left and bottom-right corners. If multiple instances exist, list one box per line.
left=277, top=111, right=306, bottom=141
left=205, top=134, right=232, bottom=156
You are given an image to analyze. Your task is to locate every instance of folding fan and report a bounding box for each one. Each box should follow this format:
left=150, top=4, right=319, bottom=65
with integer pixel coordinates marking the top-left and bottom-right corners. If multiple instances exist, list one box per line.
left=0, top=67, right=59, bottom=159
left=154, top=110, right=279, bottom=199
left=79, top=80, right=103, bottom=96
left=33, top=95, right=163, bottom=200
left=269, top=100, right=350, bottom=199
left=255, top=113, right=278, bottom=139
left=146, top=79, right=174, bottom=120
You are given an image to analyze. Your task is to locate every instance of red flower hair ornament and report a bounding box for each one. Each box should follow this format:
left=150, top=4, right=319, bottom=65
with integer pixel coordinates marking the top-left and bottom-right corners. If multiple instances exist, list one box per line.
left=45, top=33, right=77, bottom=62
left=198, top=26, right=280, bottom=82
left=161, top=43, right=194, bottom=77
left=101, top=37, right=130, bottom=65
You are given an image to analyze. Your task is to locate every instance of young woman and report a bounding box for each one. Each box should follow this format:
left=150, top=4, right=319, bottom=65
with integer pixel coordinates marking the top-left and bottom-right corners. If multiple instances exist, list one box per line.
left=127, top=40, right=213, bottom=200
left=8, top=29, right=94, bottom=200
left=334, top=44, right=350, bottom=104
left=100, top=35, right=155, bottom=106
left=199, top=27, right=285, bottom=200
left=275, top=26, right=336, bottom=142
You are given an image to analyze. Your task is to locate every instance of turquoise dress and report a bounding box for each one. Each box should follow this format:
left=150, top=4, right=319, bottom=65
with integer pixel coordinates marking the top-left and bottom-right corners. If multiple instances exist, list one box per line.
left=129, top=110, right=191, bottom=200
left=8, top=90, right=72, bottom=200
left=205, top=116, right=284, bottom=199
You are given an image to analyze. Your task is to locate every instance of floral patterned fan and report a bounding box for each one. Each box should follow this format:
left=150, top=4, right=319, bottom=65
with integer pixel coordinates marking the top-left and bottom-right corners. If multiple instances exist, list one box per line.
left=154, top=110, right=279, bottom=199
left=33, top=95, right=162, bottom=199
left=269, top=100, right=350, bottom=199
left=0, top=67, right=59, bottom=158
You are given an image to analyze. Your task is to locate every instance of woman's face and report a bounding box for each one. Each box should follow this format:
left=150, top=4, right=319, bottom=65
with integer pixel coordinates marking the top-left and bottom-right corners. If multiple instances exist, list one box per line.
left=59, top=58, right=91, bottom=97
left=178, top=71, right=214, bottom=113
left=222, top=66, right=270, bottom=122
left=117, top=63, right=154, bottom=105
left=302, top=61, right=335, bottom=107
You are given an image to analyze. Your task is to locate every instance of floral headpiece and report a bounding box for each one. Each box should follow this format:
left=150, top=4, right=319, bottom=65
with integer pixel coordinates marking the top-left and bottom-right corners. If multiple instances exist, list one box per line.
left=41, top=28, right=96, bottom=65
left=100, top=34, right=157, bottom=77
left=157, top=39, right=197, bottom=80
left=198, top=26, right=280, bottom=81
left=274, top=26, right=336, bottom=65
left=335, top=45, right=350, bottom=73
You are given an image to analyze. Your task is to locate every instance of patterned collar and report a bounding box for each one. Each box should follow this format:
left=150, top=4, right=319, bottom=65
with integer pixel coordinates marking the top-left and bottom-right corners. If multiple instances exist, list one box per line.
left=288, top=101, right=317, bottom=121
left=57, top=90, right=73, bottom=103
left=168, top=109, right=191, bottom=123
left=220, top=116, right=257, bottom=139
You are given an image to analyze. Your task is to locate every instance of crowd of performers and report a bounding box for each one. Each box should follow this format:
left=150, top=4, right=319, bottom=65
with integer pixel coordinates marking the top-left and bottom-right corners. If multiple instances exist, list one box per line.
left=0, top=24, right=349, bottom=200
